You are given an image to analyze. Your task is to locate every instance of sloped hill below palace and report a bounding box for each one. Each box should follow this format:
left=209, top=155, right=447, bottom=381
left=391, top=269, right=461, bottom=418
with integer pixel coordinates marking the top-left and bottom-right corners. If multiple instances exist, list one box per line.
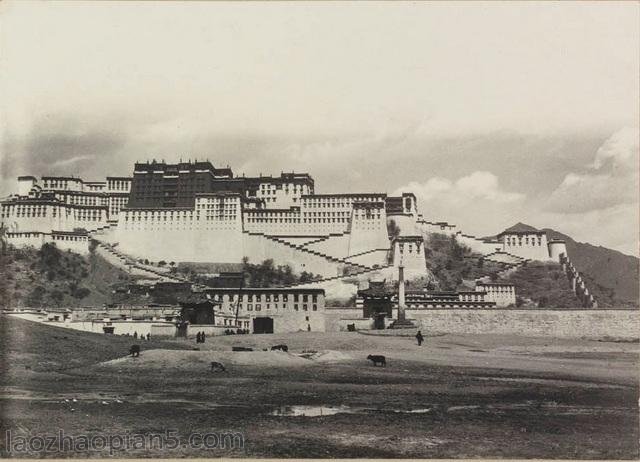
left=544, top=229, right=639, bottom=307
left=0, top=243, right=137, bottom=309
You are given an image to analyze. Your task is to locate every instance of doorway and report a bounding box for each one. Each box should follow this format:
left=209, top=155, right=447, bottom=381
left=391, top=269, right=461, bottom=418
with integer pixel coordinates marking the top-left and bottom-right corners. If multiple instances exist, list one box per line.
left=253, top=317, right=274, bottom=334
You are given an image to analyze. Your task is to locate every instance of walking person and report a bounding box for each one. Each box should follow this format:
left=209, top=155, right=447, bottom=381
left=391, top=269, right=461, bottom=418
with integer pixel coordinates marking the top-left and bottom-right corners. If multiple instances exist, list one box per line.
left=416, top=330, right=424, bottom=346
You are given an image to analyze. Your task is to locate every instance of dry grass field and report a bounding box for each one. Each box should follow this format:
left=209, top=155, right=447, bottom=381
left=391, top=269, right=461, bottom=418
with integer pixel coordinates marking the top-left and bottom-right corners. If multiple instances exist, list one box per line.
left=1, top=315, right=638, bottom=458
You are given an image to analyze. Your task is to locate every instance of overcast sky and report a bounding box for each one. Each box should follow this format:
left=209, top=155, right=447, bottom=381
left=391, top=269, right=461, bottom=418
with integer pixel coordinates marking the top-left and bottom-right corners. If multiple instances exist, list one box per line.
left=1, top=2, right=638, bottom=255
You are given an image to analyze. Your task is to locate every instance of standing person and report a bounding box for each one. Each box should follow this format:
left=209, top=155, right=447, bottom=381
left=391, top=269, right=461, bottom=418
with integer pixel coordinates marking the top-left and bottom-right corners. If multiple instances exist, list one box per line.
left=201, top=332, right=206, bottom=343
left=133, top=331, right=138, bottom=339
left=146, top=333, right=150, bottom=341
left=196, top=332, right=201, bottom=343
left=416, top=330, right=424, bottom=346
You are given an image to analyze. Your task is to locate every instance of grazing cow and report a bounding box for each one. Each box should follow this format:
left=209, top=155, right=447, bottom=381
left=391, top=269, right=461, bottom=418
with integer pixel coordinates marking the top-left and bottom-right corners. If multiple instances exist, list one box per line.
left=367, top=354, right=386, bottom=367
left=270, top=344, right=288, bottom=352
left=232, top=346, right=253, bottom=352
left=210, top=361, right=226, bottom=372
left=129, top=345, right=141, bottom=357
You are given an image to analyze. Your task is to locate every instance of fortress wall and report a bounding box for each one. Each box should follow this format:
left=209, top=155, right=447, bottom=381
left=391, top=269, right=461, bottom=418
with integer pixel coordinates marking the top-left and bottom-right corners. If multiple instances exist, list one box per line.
left=116, top=227, right=244, bottom=263
left=349, top=227, right=389, bottom=256
left=348, top=205, right=389, bottom=256
left=407, top=309, right=640, bottom=339
left=5, top=232, right=46, bottom=249
left=392, top=239, right=426, bottom=276
left=324, top=308, right=367, bottom=332
left=6, top=232, right=90, bottom=254
left=304, top=233, right=351, bottom=258
left=548, top=241, right=568, bottom=263
left=387, top=214, right=417, bottom=236
left=243, top=209, right=304, bottom=235
left=54, top=191, right=107, bottom=207
left=2, top=204, right=72, bottom=233
left=49, top=233, right=90, bottom=255
left=269, top=311, right=326, bottom=333
left=2, top=202, right=109, bottom=233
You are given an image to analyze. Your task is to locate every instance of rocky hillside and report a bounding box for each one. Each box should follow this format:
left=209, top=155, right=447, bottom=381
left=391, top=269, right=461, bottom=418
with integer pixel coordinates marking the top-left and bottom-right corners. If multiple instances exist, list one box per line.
left=544, top=229, right=639, bottom=307
left=0, top=243, right=135, bottom=308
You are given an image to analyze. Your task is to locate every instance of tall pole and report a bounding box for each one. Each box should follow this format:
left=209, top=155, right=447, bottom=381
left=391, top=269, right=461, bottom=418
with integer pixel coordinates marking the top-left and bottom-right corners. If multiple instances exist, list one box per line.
left=398, top=264, right=406, bottom=322
left=234, top=273, right=244, bottom=328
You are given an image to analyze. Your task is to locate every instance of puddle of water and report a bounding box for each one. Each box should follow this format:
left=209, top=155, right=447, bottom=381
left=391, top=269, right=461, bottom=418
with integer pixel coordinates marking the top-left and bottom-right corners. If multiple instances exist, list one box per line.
left=270, top=405, right=435, bottom=417
left=271, top=405, right=357, bottom=416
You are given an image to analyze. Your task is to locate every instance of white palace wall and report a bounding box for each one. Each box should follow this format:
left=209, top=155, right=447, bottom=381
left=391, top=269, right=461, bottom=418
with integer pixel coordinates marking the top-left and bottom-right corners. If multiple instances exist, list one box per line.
left=387, top=214, right=418, bottom=236
left=501, top=232, right=551, bottom=260
left=347, top=203, right=389, bottom=256
left=1, top=203, right=108, bottom=233
left=5, top=232, right=90, bottom=255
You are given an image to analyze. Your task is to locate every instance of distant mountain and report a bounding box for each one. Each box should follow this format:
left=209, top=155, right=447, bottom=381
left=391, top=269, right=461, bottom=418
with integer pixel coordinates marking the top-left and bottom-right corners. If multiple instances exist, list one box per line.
left=543, top=228, right=639, bottom=306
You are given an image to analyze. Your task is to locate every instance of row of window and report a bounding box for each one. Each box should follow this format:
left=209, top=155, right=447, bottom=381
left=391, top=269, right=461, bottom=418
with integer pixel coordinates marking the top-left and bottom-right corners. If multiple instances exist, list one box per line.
left=213, top=293, right=318, bottom=302
left=398, top=243, right=422, bottom=254
left=244, top=303, right=318, bottom=311
left=480, top=287, right=514, bottom=293
left=459, top=295, right=486, bottom=302
left=301, top=197, right=384, bottom=208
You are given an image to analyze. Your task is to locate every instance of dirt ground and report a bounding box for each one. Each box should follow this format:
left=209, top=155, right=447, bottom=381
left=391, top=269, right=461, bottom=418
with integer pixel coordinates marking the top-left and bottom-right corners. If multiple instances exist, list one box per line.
left=0, top=315, right=638, bottom=458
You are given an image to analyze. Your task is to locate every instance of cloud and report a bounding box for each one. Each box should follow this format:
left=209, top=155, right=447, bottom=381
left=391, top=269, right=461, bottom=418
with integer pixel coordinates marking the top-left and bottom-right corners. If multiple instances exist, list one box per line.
left=393, top=171, right=527, bottom=240
left=395, top=171, right=524, bottom=206
left=590, top=126, right=638, bottom=169
left=545, top=127, right=639, bottom=214
left=50, top=155, right=95, bottom=168
left=534, top=127, right=639, bottom=255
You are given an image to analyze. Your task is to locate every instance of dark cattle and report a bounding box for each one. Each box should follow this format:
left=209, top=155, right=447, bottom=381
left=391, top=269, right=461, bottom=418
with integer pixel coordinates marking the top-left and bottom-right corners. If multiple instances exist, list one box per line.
left=367, top=354, right=386, bottom=366
left=270, top=344, right=289, bottom=352
left=232, top=346, right=253, bottom=352
left=210, top=361, right=226, bottom=372
left=129, top=345, right=141, bottom=357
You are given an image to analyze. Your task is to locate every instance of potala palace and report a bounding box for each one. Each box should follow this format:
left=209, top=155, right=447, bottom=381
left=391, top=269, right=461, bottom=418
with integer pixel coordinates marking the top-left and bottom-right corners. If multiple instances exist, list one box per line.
left=3, top=159, right=606, bottom=334
left=2, top=160, right=568, bottom=280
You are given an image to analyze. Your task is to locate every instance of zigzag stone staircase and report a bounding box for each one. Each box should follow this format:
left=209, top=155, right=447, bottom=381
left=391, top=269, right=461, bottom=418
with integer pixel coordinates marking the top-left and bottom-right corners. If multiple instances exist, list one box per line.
left=279, top=262, right=395, bottom=289
left=91, top=237, right=189, bottom=283
left=472, top=251, right=531, bottom=282
left=259, top=233, right=376, bottom=274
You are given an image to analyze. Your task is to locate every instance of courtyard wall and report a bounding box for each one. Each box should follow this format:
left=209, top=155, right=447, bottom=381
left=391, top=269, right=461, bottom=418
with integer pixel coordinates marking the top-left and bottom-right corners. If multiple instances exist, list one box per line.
left=407, top=309, right=640, bottom=339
